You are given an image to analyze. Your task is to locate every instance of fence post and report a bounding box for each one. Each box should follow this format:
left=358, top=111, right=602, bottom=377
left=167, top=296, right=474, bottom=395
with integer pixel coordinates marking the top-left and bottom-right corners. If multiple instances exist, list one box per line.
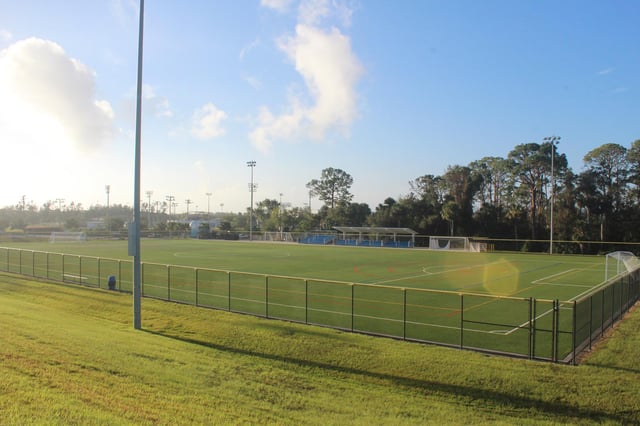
left=532, top=298, right=537, bottom=359
left=403, top=288, right=407, bottom=340
left=601, top=288, right=605, bottom=335
left=265, top=275, right=269, bottom=318
left=460, top=294, right=464, bottom=349
left=528, top=297, right=533, bottom=360
left=351, top=283, right=354, bottom=332
left=167, top=265, right=171, bottom=301
left=62, top=254, right=65, bottom=282
left=305, top=279, right=308, bottom=324
left=572, top=300, right=577, bottom=365
left=32, top=251, right=35, bottom=277
left=227, top=271, right=231, bottom=311
left=195, top=268, right=199, bottom=307
left=552, top=299, right=559, bottom=363
left=589, top=296, right=593, bottom=350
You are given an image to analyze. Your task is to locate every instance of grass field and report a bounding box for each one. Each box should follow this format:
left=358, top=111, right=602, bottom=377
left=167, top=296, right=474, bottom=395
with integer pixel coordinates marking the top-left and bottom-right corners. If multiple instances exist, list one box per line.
left=1, top=272, right=639, bottom=424
left=0, top=239, right=624, bottom=361
left=1, top=239, right=609, bottom=297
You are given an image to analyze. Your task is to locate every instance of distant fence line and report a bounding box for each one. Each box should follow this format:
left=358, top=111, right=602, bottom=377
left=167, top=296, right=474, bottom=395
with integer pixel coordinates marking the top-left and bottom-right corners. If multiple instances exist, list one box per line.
left=1, top=246, right=638, bottom=364
left=3, top=231, right=640, bottom=256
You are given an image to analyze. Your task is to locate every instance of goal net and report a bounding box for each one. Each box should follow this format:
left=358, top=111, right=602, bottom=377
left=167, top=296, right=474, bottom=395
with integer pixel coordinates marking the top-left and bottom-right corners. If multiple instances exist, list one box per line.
left=50, top=231, right=87, bottom=243
left=263, top=232, right=294, bottom=242
left=429, top=236, right=470, bottom=251
left=605, top=251, right=640, bottom=280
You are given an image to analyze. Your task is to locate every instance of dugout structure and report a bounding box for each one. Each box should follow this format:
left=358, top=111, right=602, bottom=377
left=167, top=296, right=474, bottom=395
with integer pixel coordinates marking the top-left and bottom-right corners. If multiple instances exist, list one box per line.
left=333, top=226, right=417, bottom=248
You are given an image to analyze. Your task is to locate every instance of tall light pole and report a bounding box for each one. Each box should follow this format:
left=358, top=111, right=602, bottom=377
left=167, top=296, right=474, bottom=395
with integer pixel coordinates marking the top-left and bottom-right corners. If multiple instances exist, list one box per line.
left=166, top=195, right=175, bottom=220
left=247, top=161, right=256, bottom=240
left=220, top=203, right=224, bottom=213
left=146, top=190, right=153, bottom=229
left=105, top=185, right=110, bottom=234
left=132, top=0, right=145, bottom=330
left=279, top=193, right=283, bottom=240
left=206, top=192, right=212, bottom=219
left=185, top=199, right=193, bottom=219
left=544, top=135, right=561, bottom=255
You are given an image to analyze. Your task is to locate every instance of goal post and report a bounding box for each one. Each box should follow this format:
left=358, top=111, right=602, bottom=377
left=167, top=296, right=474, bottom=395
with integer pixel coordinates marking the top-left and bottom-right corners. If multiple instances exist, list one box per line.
left=429, top=236, right=469, bottom=251
left=605, top=251, right=640, bottom=281
left=428, top=236, right=488, bottom=252
left=50, top=231, right=87, bottom=243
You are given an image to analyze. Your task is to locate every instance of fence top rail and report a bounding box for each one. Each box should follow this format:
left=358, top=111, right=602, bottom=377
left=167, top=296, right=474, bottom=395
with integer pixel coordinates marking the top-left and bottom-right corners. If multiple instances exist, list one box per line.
left=573, top=269, right=639, bottom=304
left=1, top=247, right=118, bottom=264
left=2, top=246, right=551, bottom=302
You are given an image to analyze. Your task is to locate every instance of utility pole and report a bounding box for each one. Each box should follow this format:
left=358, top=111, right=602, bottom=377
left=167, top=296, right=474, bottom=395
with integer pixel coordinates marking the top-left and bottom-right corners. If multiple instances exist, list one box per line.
left=247, top=161, right=257, bottom=240
left=206, top=192, right=212, bottom=219
left=166, top=195, right=175, bottom=220
left=132, top=0, right=145, bottom=330
left=185, top=199, right=193, bottom=219
left=279, top=192, right=283, bottom=240
left=146, top=190, right=153, bottom=229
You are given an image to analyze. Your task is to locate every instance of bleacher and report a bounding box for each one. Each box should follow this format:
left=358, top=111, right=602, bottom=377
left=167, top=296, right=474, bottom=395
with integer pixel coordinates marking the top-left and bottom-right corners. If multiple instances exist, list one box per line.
left=299, top=234, right=336, bottom=245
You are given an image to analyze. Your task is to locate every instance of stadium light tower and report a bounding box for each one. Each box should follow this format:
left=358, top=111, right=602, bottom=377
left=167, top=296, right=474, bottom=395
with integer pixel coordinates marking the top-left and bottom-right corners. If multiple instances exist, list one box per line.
left=166, top=195, right=175, bottom=219
left=247, top=161, right=256, bottom=240
left=543, top=135, right=561, bottom=255
left=146, top=190, right=153, bottom=229
left=206, top=192, right=212, bottom=219
left=105, top=185, right=110, bottom=234
left=279, top=193, right=283, bottom=240
left=132, top=0, right=145, bottom=330
left=185, top=199, right=193, bottom=219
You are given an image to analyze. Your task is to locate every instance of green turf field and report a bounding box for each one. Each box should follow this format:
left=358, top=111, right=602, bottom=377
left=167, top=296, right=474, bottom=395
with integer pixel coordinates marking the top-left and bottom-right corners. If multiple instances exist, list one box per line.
left=0, top=239, right=609, bottom=296
left=0, top=239, right=629, bottom=362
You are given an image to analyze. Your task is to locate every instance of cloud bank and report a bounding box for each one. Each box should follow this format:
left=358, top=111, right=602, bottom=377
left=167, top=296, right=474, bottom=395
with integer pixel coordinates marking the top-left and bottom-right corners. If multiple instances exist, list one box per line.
left=0, top=37, right=114, bottom=151
left=250, top=0, right=363, bottom=153
left=191, top=103, right=228, bottom=140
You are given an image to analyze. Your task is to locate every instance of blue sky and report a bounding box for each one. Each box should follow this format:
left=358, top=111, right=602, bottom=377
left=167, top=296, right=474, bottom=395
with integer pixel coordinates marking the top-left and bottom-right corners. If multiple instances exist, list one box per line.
left=1, top=1, right=638, bottom=214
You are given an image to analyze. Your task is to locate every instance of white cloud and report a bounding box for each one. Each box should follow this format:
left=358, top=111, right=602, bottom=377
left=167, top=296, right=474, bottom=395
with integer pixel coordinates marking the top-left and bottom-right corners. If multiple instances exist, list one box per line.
left=239, top=38, right=261, bottom=61
left=0, top=29, right=12, bottom=42
left=260, top=0, right=294, bottom=12
left=191, top=103, right=228, bottom=140
left=110, top=0, right=138, bottom=26
left=597, top=67, right=615, bottom=76
left=243, top=75, right=262, bottom=89
left=249, top=23, right=363, bottom=152
left=0, top=37, right=115, bottom=151
left=143, top=84, right=173, bottom=118
left=298, top=0, right=354, bottom=27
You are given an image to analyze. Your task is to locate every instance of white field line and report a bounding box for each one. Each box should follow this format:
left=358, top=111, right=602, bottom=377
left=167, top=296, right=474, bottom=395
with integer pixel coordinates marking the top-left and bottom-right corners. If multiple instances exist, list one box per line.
left=531, top=269, right=591, bottom=288
left=373, top=264, right=479, bottom=286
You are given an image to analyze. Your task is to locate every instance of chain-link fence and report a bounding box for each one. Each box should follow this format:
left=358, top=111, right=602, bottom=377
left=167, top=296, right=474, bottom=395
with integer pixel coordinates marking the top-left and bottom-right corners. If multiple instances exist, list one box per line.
left=1, top=246, right=638, bottom=364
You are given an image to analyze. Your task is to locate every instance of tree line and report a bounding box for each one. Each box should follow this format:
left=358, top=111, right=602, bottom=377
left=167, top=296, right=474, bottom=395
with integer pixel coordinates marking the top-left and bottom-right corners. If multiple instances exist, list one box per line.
left=2, top=139, right=640, bottom=250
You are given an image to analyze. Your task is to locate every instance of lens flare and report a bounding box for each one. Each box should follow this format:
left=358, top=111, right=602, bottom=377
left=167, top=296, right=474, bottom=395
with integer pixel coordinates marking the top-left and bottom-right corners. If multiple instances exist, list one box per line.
left=482, top=259, right=519, bottom=296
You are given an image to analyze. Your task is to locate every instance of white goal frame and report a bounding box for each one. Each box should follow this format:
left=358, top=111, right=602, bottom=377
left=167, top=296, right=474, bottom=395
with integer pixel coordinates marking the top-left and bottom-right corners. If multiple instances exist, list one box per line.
left=50, top=231, right=87, bottom=243
left=605, top=251, right=640, bottom=281
left=429, top=236, right=470, bottom=251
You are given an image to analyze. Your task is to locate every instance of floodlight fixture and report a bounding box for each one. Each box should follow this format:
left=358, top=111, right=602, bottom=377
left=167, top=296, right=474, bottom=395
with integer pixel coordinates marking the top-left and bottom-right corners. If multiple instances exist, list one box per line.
left=247, top=161, right=256, bottom=240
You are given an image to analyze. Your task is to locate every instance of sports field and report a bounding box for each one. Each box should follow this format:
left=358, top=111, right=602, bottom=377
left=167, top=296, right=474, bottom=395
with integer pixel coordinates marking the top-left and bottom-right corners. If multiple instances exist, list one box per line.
left=0, top=239, right=622, bottom=361
left=1, top=239, right=609, bottom=297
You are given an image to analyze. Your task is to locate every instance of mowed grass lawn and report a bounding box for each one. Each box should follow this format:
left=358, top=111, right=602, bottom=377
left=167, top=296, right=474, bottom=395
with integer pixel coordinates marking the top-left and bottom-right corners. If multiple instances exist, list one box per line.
left=1, top=272, right=639, bottom=424
left=1, top=240, right=616, bottom=360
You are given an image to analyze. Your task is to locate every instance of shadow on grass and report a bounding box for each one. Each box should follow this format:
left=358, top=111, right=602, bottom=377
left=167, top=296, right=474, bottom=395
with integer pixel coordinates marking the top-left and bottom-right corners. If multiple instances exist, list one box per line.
left=142, top=327, right=633, bottom=424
